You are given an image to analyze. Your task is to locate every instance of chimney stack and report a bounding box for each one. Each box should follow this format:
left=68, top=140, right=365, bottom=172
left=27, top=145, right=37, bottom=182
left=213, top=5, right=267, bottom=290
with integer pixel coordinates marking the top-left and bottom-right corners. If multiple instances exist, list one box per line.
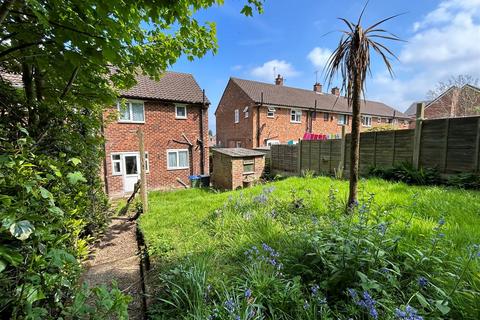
left=331, top=87, right=340, bottom=96
left=313, top=83, right=322, bottom=93
left=275, top=74, right=284, bottom=86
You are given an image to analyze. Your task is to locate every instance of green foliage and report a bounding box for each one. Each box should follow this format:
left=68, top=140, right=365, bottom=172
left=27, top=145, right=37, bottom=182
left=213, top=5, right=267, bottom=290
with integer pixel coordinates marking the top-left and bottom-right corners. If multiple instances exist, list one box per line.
left=369, top=163, right=442, bottom=185
left=446, top=173, right=480, bottom=189
left=142, top=177, right=480, bottom=319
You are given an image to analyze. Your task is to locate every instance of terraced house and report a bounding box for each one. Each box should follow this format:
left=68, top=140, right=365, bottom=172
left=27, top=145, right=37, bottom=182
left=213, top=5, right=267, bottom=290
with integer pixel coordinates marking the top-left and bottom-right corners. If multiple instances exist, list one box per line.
left=103, top=71, right=209, bottom=197
left=215, top=75, right=409, bottom=148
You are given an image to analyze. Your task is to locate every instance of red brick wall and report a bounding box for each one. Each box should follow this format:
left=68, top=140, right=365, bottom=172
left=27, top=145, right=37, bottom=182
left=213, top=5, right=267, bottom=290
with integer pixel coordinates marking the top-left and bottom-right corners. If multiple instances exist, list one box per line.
left=216, top=80, right=255, bottom=148
left=423, top=86, right=480, bottom=120
left=253, top=106, right=409, bottom=147
left=217, top=82, right=408, bottom=148
left=211, top=151, right=265, bottom=190
left=103, top=100, right=209, bottom=197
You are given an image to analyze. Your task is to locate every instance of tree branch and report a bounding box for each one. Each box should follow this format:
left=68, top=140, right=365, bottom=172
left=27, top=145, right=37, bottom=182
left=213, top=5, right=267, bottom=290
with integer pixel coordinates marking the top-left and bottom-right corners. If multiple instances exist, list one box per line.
left=0, top=0, right=16, bottom=25
left=0, top=41, right=46, bottom=58
left=60, top=66, right=79, bottom=99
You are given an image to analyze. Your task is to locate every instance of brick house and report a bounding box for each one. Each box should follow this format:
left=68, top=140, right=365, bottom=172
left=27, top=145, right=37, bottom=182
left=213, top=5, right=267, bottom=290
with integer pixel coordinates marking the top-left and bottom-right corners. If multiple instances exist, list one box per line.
left=215, top=75, right=409, bottom=148
left=103, top=71, right=209, bottom=197
left=405, top=85, right=480, bottom=126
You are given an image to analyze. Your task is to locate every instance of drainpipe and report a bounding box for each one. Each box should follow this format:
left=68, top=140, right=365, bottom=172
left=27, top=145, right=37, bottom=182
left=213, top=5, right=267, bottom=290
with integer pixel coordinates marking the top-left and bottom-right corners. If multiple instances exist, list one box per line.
left=256, top=92, right=263, bottom=147
left=199, top=90, right=205, bottom=175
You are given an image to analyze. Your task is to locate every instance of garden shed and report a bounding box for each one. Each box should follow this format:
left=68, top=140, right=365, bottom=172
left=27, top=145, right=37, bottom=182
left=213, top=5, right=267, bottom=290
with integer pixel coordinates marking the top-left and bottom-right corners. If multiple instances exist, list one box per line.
left=211, top=148, right=265, bottom=190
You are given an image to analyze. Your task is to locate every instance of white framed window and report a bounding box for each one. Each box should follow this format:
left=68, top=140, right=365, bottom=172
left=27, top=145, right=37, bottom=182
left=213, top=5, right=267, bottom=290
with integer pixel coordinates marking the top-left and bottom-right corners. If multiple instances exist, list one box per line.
left=362, top=115, right=372, bottom=127
left=167, top=149, right=189, bottom=170
left=175, top=104, right=187, bottom=119
left=267, top=107, right=276, bottom=118
left=244, top=106, right=249, bottom=118
left=338, top=114, right=348, bottom=125
left=243, top=159, right=255, bottom=174
left=110, top=152, right=149, bottom=175
left=236, top=141, right=242, bottom=148
left=117, top=100, right=145, bottom=123
left=377, top=117, right=382, bottom=123
left=234, top=109, right=239, bottom=123
left=266, top=139, right=280, bottom=146
left=111, top=154, right=122, bottom=175
left=290, top=109, right=302, bottom=123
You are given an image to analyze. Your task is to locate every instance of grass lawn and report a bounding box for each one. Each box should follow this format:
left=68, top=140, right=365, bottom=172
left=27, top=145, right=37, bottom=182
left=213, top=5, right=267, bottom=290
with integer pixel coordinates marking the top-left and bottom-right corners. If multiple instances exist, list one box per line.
left=139, top=177, right=480, bottom=319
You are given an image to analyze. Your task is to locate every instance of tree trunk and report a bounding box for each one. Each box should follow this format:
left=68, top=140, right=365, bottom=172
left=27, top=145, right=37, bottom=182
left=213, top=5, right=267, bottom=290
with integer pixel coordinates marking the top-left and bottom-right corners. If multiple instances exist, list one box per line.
left=348, top=71, right=362, bottom=208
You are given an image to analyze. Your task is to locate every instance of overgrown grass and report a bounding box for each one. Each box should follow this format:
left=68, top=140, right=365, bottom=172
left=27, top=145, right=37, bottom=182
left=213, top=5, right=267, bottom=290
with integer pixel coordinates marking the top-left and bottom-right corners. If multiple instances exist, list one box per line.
left=140, top=177, right=480, bottom=319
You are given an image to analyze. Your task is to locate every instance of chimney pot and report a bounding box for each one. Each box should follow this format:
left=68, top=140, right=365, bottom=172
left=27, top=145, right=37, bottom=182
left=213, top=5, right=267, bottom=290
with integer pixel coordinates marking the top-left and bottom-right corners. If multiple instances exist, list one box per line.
left=331, top=87, right=340, bottom=96
left=275, top=74, right=284, bottom=86
left=313, top=83, right=322, bottom=93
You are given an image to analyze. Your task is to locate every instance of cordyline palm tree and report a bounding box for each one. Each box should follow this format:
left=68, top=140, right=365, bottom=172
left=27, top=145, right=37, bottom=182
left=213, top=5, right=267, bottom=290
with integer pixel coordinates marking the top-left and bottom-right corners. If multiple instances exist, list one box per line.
left=325, top=7, right=402, bottom=209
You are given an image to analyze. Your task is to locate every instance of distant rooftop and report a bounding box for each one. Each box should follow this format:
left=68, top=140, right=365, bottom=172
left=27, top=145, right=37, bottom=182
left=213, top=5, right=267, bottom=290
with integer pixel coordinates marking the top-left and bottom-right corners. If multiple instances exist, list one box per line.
left=213, top=148, right=265, bottom=158
left=228, top=77, right=408, bottom=118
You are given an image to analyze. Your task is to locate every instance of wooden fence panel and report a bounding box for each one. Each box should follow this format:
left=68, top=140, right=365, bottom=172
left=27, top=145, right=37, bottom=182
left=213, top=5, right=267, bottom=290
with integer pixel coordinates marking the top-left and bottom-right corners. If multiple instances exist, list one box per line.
left=269, top=116, right=480, bottom=177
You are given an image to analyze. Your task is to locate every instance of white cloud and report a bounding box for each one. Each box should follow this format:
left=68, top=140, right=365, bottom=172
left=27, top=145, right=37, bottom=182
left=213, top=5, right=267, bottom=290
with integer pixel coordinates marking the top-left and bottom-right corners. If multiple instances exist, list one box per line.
left=369, top=0, right=480, bottom=112
left=307, top=47, right=332, bottom=69
left=231, top=64, right=243, bottom=71
left=250, top=59, right=300, bottom=82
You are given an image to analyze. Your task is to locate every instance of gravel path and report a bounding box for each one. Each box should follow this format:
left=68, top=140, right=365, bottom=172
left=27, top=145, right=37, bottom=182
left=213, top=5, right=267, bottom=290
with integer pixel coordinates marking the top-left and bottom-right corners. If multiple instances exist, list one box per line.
left=83, top=218, right=143, bottom=319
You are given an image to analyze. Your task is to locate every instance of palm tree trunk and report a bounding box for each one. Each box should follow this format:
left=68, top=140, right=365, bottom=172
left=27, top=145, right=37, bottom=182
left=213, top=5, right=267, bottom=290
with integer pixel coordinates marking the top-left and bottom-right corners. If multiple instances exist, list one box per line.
left=348, top=71, right=362, bottom=208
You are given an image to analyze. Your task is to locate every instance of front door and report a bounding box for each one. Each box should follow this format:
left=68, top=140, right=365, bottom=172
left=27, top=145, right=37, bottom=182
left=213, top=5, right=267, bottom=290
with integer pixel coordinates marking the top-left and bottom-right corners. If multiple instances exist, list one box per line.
left=123, top=154, right=140, bottom=192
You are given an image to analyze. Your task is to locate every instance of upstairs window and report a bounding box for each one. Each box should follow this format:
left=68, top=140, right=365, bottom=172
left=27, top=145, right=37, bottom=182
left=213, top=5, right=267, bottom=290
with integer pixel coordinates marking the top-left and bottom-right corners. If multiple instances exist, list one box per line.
left=323, top=112, right=330, bottom=121
left=175, top=104, right=187, bottom=119
left=290, top=109, right=301, bottom=123
left=118, top=100, right=145, bottom=123
left=234, top=109, right=239, bottom=123
left=267, top=107, right=276, bottom=118
left=244, top=106, right=249, bottom=118
left=338, top=114, right=348, bottom=125
left=362, top=115, right=372, bottom=127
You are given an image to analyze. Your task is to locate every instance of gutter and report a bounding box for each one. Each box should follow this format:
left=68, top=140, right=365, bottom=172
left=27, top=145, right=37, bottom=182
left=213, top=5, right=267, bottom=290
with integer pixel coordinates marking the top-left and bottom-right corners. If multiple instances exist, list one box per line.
left=199, top=90, right=206, bottom=175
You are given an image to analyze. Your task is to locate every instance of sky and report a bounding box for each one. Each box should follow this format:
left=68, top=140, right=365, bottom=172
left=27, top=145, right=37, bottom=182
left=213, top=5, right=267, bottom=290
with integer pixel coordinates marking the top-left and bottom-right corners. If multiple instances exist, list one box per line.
left=170, top=0, right=480, bottom=134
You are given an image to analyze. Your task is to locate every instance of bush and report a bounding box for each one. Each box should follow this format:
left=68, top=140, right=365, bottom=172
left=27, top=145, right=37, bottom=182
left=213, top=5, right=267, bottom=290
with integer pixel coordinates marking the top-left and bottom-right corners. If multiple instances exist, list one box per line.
left=148, top=186, right=480, bottom=319
left=369, top=163, right=442, bottom=185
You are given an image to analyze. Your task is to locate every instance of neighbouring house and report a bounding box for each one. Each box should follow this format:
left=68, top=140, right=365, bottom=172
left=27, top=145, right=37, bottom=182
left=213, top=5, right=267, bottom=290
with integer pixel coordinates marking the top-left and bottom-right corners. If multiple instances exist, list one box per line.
left=405, top=85, right=480, bottom=126
left=211, top=148, right=265, bottom=190
left=103, top=71, right=209, bottom=197
left=215, top=75, right=409, bottom=148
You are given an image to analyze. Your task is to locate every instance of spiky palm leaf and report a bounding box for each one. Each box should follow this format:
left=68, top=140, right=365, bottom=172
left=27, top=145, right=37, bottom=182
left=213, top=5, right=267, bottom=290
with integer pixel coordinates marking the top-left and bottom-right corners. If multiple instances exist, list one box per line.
left=324, top=7, right=402, bottom=208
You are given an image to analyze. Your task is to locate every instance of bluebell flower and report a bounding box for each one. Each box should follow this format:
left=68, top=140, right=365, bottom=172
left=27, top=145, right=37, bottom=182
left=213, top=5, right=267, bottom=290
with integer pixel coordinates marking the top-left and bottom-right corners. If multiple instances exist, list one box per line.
left=224, top=299, right=236, bottom=314
left=378, top=223, right=387, bottom=236
left=350, top=290, right=378, bottom=320
left=311, top=284, right=319, bottom=296
left=347, top=288, right=357, bottom=299
left=417, top=276, right=428, bottom=288
left=245, top=288, right=252, bottom=299
left=438, top=217, right=445, bottom=226
left=303, top=300, right=310, bottom=310
left=394, top=305, right=423, bottom=320
left=235, top=315, right=240, bottom=320
left=380, top=267, right=390, bottom=274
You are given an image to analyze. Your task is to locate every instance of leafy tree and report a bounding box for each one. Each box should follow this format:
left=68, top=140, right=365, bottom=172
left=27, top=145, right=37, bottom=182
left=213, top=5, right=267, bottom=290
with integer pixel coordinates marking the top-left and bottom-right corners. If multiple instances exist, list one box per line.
left=0, top=0, right=264, bottom=318
left=325, top=5, right=401, bottom=208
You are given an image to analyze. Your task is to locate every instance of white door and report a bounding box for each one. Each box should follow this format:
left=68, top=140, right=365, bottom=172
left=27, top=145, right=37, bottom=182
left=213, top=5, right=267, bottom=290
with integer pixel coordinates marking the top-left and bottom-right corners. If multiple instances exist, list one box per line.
left=123, top=154, right=140, bottom=193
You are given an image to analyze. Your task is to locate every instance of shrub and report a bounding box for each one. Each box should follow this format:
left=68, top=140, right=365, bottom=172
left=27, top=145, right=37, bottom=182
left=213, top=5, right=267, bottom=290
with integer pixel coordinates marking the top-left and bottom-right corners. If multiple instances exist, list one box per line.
left=369, top=163, right=442, bottom=185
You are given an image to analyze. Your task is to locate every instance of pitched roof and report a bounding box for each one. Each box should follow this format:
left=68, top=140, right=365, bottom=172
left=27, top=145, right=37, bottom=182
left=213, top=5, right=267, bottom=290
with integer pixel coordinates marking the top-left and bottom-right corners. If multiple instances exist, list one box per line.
left=120, top=71, right=209, bottom=104
left=405, top=100, right=431, bottom=116
left=229, top=77, right=407, bottom=118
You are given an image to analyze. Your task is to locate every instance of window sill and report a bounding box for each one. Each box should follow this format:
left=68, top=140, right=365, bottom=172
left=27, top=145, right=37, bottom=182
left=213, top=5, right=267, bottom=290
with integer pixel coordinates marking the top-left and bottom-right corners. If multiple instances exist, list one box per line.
left=175, top=117, right=187, bottom=120
left=167, top=167, right=189, bottom=171
left=117, top=120, right=145, bottom=124
left=243, top=171, right=255, bottom=175
left=290, top=121, right=301, bottom=124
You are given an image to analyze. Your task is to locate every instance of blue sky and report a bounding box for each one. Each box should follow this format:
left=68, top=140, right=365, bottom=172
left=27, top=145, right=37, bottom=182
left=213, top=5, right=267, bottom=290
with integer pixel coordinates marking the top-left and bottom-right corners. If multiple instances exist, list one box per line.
left=170, top=0, right=480, bottom=133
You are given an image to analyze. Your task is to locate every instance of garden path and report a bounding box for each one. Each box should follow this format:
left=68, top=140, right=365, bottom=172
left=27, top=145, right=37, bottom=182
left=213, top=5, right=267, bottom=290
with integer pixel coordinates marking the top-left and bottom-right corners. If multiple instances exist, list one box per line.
left=83, top=218, right=143, bottom=319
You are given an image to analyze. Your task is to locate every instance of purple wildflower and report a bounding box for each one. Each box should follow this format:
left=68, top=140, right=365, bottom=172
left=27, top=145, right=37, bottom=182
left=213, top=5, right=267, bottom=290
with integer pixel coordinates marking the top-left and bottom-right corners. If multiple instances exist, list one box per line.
left=417, top=276, right=428, bottom=288
left=224, top=299, right=235, bottom=314
left=394, top=305, right=423, bottom=320
left=244, top=288, right=252, bottom=299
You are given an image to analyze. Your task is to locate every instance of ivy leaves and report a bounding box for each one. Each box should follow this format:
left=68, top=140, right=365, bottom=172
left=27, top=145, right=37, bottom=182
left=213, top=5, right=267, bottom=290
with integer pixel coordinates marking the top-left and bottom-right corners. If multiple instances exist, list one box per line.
left=9, top=220, right=35, bottom=241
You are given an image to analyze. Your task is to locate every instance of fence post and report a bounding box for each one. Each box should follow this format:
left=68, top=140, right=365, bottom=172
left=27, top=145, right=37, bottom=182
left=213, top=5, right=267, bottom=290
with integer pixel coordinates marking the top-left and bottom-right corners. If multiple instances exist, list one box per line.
left=442, top=118, right=450, bottom=173
left=392, top=130, right=397, bottom=166
left=475, top=118, right=480, bottom=172
left=412, top=103, right=425, bottom=169
left=297, top=140, right=302, bottom=175
left=137, top=129, right=148, bottom=214
left=338, top=126, right=346, bottom=176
